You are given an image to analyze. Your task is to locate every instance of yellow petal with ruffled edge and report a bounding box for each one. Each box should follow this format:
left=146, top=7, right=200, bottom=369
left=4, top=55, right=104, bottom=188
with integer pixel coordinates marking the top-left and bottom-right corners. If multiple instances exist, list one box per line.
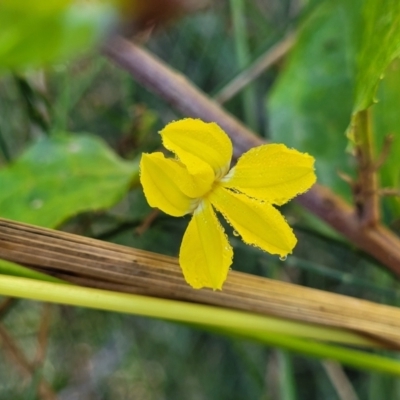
left=180, top=200, right=233, bottom=290
left=222, top=144, right=316, bottom=205
left=140, top=153, right=194, bottom=217
left=160, top=119, right=233, bottom=186
left=209, top=185, right=296, bottom=256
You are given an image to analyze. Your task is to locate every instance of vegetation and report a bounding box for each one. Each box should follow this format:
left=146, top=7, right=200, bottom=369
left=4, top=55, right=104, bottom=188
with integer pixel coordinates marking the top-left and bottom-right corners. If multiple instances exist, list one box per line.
left=1, top=0, right=400, bottom=398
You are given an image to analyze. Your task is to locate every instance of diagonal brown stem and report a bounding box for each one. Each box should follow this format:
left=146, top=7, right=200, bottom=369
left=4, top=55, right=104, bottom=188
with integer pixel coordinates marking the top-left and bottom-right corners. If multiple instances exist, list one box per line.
left=0, top=323, right=57, bottom=400
left=102, top=36, right=400, bottom=276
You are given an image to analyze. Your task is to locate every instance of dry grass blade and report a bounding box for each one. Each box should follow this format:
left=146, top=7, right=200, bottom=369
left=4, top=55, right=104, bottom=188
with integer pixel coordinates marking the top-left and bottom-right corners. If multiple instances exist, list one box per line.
left=1, top=218, right=400, bottom=349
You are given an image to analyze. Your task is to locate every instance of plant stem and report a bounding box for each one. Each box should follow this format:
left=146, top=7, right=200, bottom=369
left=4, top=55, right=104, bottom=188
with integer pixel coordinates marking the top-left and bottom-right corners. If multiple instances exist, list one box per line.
left=1, top=275, right=400, bottom=375
left=353, top=109, right=379, bottom=226
left=214, top=32, right=295, bottom=104
left=0, top=126, right=11, bottom=163
left=278, top=350, right=297, bottom=400
left=322, top=360, right=360, bottom=400
left=230, top=0, right=258, bottom=130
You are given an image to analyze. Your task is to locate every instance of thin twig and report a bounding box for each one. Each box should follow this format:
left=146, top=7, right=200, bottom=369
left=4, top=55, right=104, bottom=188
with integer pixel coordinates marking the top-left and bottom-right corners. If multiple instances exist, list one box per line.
left=374, top=134, right=394, bottom=170
left=33, top=303, right=52, bottom=366
left=102, top=37, right=400, bottom=276
left=214, top=32, right=296, bottom=104
left=229, top=0, right=258, bottom=129
left=322, top=360, right=360, bottom=400
left=379, top=188, right=400, bottom=197
left=0, top=323, right=57, bottom=400
left=0, top=297, right=16, bottom=319
left=0, top=323, right=32, bottom=382
left=135, top=209, right=159, bottom=235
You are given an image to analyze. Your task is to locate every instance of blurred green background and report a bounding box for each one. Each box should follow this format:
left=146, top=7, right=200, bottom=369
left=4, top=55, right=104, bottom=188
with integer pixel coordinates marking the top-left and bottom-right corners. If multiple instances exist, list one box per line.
left=1, top=0, right=400, bottom=398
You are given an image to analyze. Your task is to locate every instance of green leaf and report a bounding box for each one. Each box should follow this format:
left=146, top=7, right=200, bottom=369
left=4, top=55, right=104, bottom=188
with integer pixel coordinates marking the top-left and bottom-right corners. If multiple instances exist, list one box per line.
left=0, top=134, right=139, bottom=227
left=353, top=0, right=400, bottom=112
left=373, top=60, right=400, bottom=217
left=0, top=0, right=116, bottom=71
left=268, top=2, right=354, bottom=200
left=268, top=0, right=400, bottom=203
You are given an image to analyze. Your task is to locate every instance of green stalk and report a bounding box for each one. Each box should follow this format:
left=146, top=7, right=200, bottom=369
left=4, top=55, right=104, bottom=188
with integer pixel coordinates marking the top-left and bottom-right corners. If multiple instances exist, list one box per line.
left=52, top=71, right=70, bottom=133
left=230, top=326, right=400, bottom=375
left=368, top=268, right=398, bottom=398
left=1, top=275, right=400, bottom=375
left=0, top=259, right=64, bottom=283
left=230, top=0, right=258, bottom=130
left=0, top=272, right=377, bottom=347
left=278, top=350, right=297, bottom=400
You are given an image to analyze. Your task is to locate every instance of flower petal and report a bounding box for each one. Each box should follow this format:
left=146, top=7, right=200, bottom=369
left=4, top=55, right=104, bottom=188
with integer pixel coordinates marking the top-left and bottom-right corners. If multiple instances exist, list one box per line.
left=222, top=144, right=316, bottom=205
left=140, top=152, right=194, bottom=216
left=209, top=186, right=297, bottom=256
left=180, top=200, right=233, bottom=290
left=160, top=119, right=233, bottom=181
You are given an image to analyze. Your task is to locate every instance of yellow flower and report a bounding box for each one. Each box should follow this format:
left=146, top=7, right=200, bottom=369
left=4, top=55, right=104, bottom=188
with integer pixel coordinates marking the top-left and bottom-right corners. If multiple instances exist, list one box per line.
left=140, top=118, right=316, bottom=290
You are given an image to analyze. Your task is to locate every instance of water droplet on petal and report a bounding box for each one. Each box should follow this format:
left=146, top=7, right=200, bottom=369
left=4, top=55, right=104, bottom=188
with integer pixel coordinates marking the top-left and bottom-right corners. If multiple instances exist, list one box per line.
left=233, top=230, right=239, bottom=237
left=279, top=255, right=287, bottom=261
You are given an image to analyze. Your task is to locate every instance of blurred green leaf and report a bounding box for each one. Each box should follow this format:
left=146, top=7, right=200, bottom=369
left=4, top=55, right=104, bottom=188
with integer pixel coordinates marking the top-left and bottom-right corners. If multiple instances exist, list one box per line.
left=353, top=0, right=400, bottom=112
left=373, top=60, right=400, bottom=217
left=0, top=0, right=116, bottom=71
left=0, top=134, right=138, bottom=227
left=268, top=2, right=354, bottom=200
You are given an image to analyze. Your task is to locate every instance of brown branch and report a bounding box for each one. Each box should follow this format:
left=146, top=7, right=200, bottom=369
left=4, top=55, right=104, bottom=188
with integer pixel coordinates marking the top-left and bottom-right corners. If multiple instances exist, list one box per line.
left=102, top=36, right=400, bottom=276
left=103, top=37, right=260, bottom=159
left=1, top=218, right=400, bottom=349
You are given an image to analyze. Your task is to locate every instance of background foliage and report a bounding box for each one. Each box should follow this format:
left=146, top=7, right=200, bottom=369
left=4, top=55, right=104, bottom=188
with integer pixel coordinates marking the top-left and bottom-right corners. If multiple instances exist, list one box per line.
left=1, top=0, right=400, bottom=399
